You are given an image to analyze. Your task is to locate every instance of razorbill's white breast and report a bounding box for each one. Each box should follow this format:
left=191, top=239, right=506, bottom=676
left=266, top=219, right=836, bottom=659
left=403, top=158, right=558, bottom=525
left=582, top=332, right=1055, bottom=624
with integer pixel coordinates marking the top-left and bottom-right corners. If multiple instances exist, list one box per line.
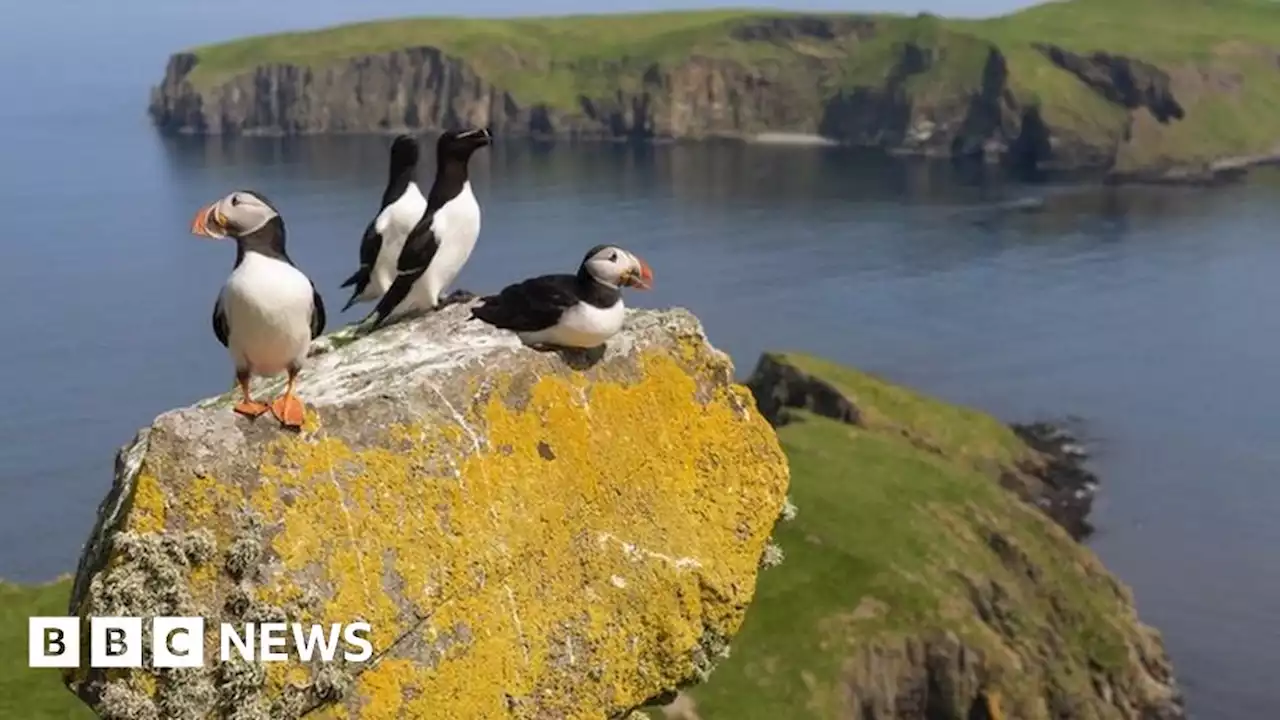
left=191, top=190, right=326, bottom=429
left=470, top=244, right=653, bottom=349
left=366, top=127, right=492, bottom=329
left=340, top=134, right=428, bottom=311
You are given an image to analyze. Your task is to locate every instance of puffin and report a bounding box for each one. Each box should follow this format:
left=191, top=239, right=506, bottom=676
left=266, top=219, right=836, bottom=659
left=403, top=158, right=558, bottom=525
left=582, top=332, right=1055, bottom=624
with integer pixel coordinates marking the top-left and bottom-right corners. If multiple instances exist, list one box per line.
left=470, top=244, right=653, bottom=349
left=190, top=190, right=326, bottom=429
left=339, top=134, right=427, bottom=312
left=366, top=127, right=492, bottom=329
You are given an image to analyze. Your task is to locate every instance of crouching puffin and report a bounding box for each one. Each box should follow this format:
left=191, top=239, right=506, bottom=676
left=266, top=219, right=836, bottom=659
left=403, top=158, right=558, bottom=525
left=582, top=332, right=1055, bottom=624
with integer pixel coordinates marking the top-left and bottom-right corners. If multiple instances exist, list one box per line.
left=190, top=191, right=326, bottom=429
left=366, top=127, right=492, bottom=330
left=339, top=135, right=426, bottom=312
left=470, top=244, right=653, bottom=349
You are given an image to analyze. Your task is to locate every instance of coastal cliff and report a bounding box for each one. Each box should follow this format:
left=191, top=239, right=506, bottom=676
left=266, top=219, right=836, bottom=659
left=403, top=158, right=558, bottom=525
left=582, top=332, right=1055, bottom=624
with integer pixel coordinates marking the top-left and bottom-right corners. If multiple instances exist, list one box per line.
left=638, top=353, right=1182, bottom=719
left=64, top=305, right=791, bottom=719
left=150, top=1, right=1280, bottom=182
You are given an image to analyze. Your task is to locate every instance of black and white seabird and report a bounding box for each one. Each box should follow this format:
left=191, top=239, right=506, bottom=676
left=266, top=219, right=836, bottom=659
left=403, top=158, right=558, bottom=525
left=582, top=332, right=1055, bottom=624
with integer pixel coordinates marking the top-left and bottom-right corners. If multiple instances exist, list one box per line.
left=339, top=134, right=426, bottom=312
left=191, top=190, right=326, bottom=429
left=366, top=127, right=491, bottom=329
left=470, top=244, right=653, bottom=349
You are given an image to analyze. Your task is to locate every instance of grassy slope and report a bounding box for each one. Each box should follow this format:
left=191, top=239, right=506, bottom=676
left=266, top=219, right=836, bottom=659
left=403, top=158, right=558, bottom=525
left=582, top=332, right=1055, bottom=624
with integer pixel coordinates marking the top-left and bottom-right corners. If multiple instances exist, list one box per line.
left=182, top=0, right=1280, bottom=168
left=650, top=353, right=1149, bottom=717
left=0, top=580, right=91, bottom=719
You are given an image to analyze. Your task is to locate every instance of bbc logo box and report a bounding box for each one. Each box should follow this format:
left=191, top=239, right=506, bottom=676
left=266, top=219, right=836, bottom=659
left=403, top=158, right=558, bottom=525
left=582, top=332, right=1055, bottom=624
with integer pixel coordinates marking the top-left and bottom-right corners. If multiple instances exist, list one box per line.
left=30, top=616, right=206, bottom=668
left=31, top=616, right=373, bottom=668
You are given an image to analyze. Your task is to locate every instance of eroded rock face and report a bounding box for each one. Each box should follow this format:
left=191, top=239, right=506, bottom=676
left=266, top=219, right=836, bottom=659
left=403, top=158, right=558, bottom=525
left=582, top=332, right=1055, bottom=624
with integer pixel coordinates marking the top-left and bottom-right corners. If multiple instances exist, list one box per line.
left=1035, top=43, right=1185, bottom=123
left=66, top=304, right=790, bottom=720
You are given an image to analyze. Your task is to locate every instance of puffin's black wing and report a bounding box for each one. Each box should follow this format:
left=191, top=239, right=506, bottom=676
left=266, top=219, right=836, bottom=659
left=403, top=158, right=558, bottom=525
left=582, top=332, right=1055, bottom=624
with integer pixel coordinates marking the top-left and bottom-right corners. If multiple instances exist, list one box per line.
left=471, top=274, right=580, bottom=332
left=309, top=280, right=327, bottom=339
left=340, top=219, right=381, bottom=310
left=212, top=295, right=229, bottom=348
left=366, top=213, right=440, bottom=329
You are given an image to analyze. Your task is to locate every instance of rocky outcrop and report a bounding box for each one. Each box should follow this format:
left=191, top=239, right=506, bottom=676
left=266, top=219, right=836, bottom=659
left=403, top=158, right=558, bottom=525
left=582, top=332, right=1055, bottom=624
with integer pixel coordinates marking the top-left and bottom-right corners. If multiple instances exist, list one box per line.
left=839, top=557, right=1182, bottom=719
left=150, top=48, right=517, bottom=136
left=1035, top=43, right=1185, bottom=123
left=65, top=304, right=791, bottom=719
left=745, top=352, right=1098, bottom=539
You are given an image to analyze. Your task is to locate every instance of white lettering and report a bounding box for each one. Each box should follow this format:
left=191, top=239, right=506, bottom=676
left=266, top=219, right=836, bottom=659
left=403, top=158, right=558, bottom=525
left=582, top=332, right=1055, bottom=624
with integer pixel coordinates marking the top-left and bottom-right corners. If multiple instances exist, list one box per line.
left=259, top=623, right=288, bottom=661
left=292, top=624, right=342, bottom=662
left=343, top=622, right=373, bottom=662
left=219, top=623, right=254, bottom=662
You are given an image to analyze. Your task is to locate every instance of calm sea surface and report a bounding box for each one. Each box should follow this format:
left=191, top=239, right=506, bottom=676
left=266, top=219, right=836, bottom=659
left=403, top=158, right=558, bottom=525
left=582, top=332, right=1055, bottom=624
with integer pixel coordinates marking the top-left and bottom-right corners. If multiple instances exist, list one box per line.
left=3, top=2, right=1279, bottom=717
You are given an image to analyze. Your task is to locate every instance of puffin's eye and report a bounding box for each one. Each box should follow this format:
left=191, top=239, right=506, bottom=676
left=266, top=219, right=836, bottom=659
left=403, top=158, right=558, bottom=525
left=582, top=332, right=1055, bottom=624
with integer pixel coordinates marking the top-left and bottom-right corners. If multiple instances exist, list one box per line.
left=609, top=252, right=618, bottom=262
left=230, top=196, right=240, bottom=207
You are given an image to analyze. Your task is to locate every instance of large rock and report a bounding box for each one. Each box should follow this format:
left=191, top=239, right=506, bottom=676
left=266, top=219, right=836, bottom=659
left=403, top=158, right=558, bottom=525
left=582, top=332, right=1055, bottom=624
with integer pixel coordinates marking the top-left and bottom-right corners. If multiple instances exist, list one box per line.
left=66, top=304, right=790, bottom=720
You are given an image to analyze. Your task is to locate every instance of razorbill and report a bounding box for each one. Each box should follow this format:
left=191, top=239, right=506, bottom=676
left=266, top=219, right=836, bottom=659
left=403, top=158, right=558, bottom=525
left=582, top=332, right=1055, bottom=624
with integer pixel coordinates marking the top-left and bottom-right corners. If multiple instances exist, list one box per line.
left=339, top=134, right=427, bottom=311
left=366, top=127, right=491, bottom=329
left=470, top=244, right=653, bottom=349
left=191, top=190, right=326, bottom=429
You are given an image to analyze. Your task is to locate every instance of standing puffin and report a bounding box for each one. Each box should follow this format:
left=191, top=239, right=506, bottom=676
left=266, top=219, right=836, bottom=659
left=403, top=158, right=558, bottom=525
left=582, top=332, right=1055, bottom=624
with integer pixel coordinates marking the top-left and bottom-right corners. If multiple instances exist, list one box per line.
left=339, top=135, right=426, bottom=312
left=470, top=244, right=653, bottom=349
left=190, top=191, right=326, bottom=429
left=366, top=127, right=491, bottom=329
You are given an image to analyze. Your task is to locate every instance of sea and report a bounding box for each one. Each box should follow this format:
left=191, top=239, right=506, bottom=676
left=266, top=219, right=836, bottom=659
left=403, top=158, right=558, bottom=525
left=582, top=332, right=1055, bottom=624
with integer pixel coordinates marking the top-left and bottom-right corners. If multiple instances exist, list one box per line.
left=2, top=1, right=1278, bottom=717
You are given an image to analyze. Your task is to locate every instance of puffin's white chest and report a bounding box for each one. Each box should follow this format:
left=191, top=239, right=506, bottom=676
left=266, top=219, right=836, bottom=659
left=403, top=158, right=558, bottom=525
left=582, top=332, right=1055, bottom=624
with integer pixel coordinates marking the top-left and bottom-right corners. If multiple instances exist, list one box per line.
left=522, top=299, right=626, bottom=349
left=411, top=181, right=482, bottom=307
left=222, top=252, right=315, bottom=375
left=370, top=183, right=427, bottom=293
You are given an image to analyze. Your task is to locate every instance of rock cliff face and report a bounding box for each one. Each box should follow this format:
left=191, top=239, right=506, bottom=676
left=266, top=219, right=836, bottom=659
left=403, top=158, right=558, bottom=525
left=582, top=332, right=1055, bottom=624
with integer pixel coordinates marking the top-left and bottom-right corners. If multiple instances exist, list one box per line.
left=65, top=304, right=791, bottom=720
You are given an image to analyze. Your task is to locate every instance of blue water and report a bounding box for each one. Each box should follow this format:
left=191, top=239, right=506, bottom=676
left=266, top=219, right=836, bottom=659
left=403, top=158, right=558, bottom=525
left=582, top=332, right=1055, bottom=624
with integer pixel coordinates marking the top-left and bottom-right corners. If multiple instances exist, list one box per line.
left=2, top=2, right=1279, bottom=717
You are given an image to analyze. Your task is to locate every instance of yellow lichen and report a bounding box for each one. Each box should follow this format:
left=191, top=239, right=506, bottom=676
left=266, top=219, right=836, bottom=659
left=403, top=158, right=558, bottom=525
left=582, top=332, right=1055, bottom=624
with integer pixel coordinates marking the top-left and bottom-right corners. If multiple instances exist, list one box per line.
left=107, top=349, right=788, bottom=719
left=128, top=472, right=166, bottom=534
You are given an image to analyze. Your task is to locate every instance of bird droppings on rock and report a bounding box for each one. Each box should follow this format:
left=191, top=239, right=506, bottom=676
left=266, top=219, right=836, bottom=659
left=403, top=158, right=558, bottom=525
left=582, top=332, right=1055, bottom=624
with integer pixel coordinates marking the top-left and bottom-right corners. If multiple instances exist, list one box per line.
left=67, top=305, right=791, bottom=719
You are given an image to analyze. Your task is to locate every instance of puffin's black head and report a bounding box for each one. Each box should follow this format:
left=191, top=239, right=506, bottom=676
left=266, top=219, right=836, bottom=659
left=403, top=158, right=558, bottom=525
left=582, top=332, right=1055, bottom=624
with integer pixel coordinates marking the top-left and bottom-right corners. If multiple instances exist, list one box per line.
left=436, top=127, right=492, bottom=163
left=580, top=244, right=653, bottom=290
left=389, top=134, right=420, bottom=172
left=190, top=190, right=281, bottom=240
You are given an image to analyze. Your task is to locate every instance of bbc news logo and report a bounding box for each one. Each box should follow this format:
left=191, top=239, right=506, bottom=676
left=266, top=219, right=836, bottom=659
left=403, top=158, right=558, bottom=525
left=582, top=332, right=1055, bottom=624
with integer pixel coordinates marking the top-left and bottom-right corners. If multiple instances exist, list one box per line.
left=29, top=617, right=373, bottom=668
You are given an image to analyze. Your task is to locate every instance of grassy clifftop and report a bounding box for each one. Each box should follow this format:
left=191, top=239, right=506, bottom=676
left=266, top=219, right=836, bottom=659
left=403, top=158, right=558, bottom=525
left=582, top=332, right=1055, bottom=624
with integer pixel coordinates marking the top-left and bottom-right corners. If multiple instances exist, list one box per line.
left=155, top=0, right=1280, bottom=179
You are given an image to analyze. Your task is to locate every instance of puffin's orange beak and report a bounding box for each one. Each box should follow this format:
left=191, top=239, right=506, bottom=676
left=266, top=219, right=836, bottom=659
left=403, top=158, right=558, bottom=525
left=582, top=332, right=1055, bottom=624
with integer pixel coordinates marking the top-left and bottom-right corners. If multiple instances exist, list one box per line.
left=190, top=203, right=227, bottom=239
left=627, top=257, right=654, bottom=290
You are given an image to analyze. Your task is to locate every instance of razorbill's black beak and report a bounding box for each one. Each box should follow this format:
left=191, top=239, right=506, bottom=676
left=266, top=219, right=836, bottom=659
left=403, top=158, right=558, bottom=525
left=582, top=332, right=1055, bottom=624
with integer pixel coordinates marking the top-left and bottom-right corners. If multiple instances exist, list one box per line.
left=460, top=127, right=492, bottom=147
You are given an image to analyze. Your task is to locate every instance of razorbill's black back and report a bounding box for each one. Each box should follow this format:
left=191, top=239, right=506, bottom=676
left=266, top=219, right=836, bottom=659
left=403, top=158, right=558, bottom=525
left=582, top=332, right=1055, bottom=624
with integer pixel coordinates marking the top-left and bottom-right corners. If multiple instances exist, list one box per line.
left=366, top=127, right=491, bottom=329
left=191, top=190, right=326, bottom=429
left=470, top=244, right=653, bottom=349
left=340, top=135, right=427, bottom=311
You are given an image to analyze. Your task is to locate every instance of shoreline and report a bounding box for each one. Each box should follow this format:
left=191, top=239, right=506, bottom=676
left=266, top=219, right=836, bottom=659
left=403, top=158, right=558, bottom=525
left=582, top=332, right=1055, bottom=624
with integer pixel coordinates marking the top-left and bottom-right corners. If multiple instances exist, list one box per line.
left=156, top=127, right=1269, bottom=189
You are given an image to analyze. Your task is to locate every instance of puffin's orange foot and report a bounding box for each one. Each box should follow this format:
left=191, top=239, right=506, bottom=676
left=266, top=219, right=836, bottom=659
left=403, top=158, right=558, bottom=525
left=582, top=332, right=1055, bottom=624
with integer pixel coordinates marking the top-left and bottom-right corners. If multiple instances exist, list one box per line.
left=271, top=394, right=306, bottom=429
left=233, top=401, right=271, bottom=418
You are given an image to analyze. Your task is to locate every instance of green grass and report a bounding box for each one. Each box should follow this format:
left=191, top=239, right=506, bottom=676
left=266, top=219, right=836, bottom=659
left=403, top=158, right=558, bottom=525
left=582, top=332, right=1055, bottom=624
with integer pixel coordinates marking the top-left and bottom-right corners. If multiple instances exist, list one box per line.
left=0, top=580, right=91, bottom=719
left=771, top=352, right=1032, bottom=469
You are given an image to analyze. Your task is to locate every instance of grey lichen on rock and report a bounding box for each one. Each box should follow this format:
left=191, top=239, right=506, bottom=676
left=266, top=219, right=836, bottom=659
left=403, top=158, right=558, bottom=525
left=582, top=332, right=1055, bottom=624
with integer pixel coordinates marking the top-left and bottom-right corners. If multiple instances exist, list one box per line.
left=66, top=301, right=791, bottom=719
